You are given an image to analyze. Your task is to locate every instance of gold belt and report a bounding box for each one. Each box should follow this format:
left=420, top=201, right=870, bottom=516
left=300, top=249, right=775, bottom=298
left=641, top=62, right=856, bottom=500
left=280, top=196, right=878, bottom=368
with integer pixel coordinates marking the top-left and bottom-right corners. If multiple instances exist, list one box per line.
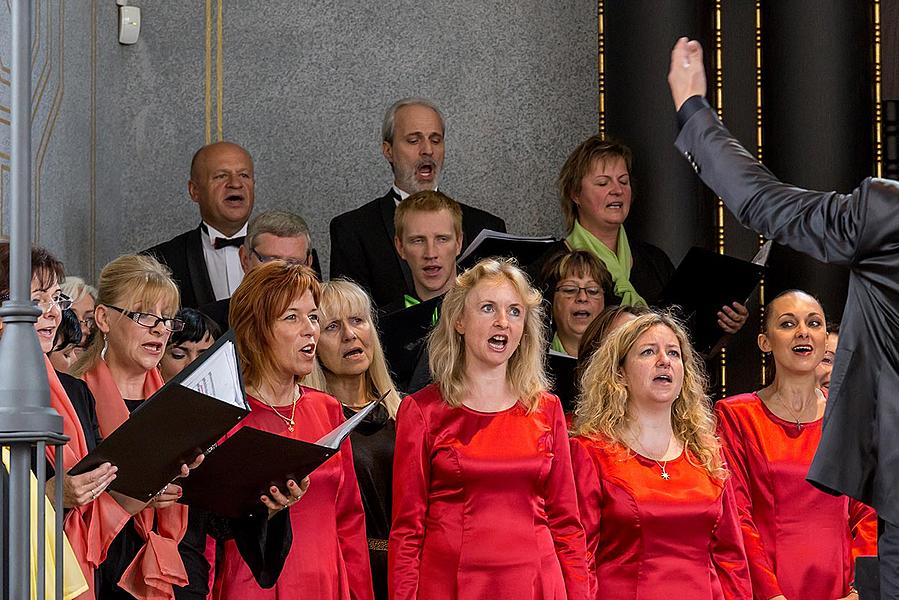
left=368, top=537, right=388, bottom=551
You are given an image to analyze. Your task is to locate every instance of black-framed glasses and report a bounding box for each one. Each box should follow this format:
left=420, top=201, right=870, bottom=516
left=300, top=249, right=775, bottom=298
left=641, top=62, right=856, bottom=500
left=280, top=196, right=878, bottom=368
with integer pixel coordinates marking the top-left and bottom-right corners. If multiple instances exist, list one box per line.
left=105, top=304, right=185, bottom=332
left=251, top=247, right=309, bottom=266
left=555, top=285, right=603, bottom=299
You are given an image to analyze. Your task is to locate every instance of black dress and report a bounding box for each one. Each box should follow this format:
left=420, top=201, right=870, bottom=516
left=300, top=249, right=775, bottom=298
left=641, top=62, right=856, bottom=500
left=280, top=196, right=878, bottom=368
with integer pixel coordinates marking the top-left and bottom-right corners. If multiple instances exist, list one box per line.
left=343, top=402, right=395, bottom=600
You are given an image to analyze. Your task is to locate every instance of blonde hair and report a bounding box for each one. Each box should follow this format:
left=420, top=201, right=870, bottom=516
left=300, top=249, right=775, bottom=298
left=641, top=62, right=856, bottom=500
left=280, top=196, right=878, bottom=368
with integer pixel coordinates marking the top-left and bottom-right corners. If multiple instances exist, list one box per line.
left=71, top=254, right=180, bottom=377
left=394, top=190, right=463, bottom=241
left=428, top=258, right=549, bottom=411
left=229, top=262, right=321, bottom=389
left=304, top=279, right=402, bottom=417
left=572, top=311, right=726, bottom=480
left=60, top=275, right=98, bottom=304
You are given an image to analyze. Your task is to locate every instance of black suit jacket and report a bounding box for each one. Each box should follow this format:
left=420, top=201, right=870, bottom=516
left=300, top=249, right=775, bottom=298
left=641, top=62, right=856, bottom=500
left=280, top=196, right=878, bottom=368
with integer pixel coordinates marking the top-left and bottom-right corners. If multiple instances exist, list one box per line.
left=676, top=100, right=899, bottom=523
left=329, top=189, right=506, bottom=307
left=144, top=226, right=215, bottom=309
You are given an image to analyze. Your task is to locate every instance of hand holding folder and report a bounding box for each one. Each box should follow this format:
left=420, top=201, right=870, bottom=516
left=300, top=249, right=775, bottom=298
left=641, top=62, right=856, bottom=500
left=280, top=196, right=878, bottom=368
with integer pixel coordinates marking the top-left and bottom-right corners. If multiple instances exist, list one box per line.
left=178, top=392, right=389, bottom=518
left=69, top=331, right=250, bottom=501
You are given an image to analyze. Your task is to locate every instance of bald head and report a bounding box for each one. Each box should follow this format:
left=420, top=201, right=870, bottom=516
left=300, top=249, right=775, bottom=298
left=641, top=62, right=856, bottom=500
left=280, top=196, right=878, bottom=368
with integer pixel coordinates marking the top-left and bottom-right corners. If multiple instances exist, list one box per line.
left=188, top=141, right=256, bottom=237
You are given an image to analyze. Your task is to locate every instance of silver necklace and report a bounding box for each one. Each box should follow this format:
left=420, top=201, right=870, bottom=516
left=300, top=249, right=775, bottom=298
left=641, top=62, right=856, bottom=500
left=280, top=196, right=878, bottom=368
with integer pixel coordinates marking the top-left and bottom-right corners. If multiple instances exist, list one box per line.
left=628, top=433, right=674, bottom=481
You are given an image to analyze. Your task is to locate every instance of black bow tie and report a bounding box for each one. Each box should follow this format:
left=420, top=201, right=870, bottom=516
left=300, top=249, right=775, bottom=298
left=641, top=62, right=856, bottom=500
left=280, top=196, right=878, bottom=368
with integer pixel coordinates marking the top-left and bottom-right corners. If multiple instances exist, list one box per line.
left=213, top=236, right=245, bottom=250
left=201, top=224, right=246, bottom=250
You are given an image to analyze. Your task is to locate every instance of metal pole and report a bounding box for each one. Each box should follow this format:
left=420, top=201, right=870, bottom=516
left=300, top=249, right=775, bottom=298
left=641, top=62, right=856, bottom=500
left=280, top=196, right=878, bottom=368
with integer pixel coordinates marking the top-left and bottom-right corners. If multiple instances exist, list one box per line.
left=0, top=1, right=63, bottom=598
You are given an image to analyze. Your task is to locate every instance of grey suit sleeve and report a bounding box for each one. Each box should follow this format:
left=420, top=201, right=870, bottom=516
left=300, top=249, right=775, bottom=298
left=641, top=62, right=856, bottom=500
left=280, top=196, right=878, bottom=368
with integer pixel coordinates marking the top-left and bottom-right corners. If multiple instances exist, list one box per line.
left=674, top=106, right=869, bottom=267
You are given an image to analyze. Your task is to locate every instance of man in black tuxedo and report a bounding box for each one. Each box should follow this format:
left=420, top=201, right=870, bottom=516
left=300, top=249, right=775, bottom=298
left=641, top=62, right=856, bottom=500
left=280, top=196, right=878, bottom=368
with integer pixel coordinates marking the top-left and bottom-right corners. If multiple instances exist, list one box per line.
left=199, top=210, right=314, bottom=330
left=669, top=37, right=898, bottom=596
left=145, top=141, right=255, bottom=308
left=329, top=98, right=506, bottom=308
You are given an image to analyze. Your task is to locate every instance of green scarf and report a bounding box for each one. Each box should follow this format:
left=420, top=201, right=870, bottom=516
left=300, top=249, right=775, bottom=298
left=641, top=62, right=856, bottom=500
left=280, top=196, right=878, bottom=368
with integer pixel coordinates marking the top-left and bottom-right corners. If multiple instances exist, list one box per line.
left=550, top=332, right=571, bottom=355
left=404, top=294, right=440, bottom=326
left=566, top=220, right=647, bottom=307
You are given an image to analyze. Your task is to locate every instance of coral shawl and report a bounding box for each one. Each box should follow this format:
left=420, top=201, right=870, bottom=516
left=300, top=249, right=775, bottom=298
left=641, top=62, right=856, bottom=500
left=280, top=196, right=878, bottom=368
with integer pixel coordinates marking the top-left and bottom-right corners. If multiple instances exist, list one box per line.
left=716, top=393, right=878, bottom=599
left=569, top=435, right=751, bottom=599
left=83, top=361, right=189, bottom=599
left=214, top=388, right=373, bottom=599
left=44, top=358, right=130, bottom=599
left=389, top=385, right=589, bottom=600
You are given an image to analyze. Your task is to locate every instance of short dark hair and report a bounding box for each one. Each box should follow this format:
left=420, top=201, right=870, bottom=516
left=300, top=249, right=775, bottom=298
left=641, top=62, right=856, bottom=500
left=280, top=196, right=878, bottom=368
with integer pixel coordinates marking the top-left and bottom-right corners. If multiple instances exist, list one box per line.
left=168, top=307, right=222, bottom=347
left=52, top=308, right=82, bottom=352
left=0, top=241, right=65, bottom=298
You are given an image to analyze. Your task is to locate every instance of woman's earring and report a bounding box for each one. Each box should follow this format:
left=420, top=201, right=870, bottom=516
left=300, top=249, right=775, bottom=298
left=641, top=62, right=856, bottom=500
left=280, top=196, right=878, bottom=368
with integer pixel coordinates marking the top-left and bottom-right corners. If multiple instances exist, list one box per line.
left=100, top=334, right=109, bottom=361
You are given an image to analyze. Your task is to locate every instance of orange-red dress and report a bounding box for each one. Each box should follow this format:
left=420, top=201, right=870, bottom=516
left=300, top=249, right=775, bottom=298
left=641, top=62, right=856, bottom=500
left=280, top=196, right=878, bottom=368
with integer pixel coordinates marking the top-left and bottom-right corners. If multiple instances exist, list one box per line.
left=570, top=435, right=751, bottom=599
left=716, top=393, right=878, bottom=599
left=214, top=388, right=374, bottom=600
left=388, top=385, right=589, bottom=600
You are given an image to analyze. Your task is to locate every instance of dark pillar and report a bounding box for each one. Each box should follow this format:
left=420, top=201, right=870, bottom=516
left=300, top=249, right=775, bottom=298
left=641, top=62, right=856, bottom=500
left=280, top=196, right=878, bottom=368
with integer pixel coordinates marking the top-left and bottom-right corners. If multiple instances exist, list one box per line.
left=760, top=1, right=873, bottom=323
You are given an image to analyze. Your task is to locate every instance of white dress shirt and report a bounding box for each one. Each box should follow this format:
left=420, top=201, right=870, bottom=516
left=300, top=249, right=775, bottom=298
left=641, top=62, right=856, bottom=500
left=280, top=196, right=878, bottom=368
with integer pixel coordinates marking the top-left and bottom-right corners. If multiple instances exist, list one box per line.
left=201, top=222, right=247, bottom=300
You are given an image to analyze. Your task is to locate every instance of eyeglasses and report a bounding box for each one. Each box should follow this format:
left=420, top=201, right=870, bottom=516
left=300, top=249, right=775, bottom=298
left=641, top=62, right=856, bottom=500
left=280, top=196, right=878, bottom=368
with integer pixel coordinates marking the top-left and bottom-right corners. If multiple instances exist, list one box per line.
left=1, top=292, right=73, bottom=313
left=78, top=316, right=96, bottom=329
left=104, top=305, right=185, bottom=332
left=251, top=248, right=309, bottom=266
left=555, top=285, right=603, bottom=299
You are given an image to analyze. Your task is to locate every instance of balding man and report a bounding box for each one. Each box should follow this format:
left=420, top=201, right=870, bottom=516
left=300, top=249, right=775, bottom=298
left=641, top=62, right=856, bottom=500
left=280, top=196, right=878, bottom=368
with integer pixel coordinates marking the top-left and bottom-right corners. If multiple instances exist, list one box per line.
left=145, top=141, right=255, bottom=308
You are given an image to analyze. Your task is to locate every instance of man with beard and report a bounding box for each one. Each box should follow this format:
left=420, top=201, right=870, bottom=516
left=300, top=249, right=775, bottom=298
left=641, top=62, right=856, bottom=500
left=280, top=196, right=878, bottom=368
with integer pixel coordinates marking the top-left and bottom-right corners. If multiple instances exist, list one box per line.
left=145, top=141, right=255, bottom=308
left=329, top=98, right=506, bottom=308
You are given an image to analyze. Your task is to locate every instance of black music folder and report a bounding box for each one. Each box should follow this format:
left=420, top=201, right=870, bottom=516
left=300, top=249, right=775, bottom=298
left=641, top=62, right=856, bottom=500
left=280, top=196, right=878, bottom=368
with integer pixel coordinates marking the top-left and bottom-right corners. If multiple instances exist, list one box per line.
left=380, top=296, right=442, bottom=391
left=457, top=229, right=557, bottom=270
left=546, top=350, right=578, bottom=413
left=70, top=331, right=250, bottom=501
left=657, top=242, right=771, bottom=355
left=178, top=393, right=387, bottom=518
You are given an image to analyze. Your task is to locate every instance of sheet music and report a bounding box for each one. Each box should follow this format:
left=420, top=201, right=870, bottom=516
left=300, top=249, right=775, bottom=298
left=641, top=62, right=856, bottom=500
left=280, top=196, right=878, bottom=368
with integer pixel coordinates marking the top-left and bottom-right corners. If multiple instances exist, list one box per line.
left=456, top=229, right=556, bottom=264
left=179, top=340, right=246, bottom=408
left=752, top=240, right=773, bottom=266
left=315, top=391, right=388, bottom=448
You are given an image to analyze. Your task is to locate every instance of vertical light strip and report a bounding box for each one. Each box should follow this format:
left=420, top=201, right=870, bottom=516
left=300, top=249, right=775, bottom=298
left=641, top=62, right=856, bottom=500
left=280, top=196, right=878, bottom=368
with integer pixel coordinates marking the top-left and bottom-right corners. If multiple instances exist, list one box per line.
left=714, top=0, right=726, bottom=395
left=216, top=0, right=223, bottom=142
left=204, top=0, right=212, bottom=145
left=597, top=0, right=605, bottom=137
left=755, top=1, right=767, bottom=385
left=90, top=0, right=97, bottom=281
left=873, top=0, right=883, bottom=177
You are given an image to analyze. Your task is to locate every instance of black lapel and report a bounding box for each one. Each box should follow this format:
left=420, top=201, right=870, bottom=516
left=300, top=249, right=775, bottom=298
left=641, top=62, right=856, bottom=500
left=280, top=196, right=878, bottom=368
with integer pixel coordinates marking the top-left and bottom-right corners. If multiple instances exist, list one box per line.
left=378, top=190, right=415, bottom=293
left=187, top=226, right=216, bottom=306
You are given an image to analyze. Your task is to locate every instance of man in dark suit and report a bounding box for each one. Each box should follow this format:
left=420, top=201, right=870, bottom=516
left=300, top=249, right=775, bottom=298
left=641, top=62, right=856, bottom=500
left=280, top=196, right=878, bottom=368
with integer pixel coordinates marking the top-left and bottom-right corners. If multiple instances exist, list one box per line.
left=669, top=37, right=898, bottom=596
left=329, top=97, right=506, bottom=308
left=199, top=210, right=313, bottom=330
left=145, top=141, right=255, bottom=308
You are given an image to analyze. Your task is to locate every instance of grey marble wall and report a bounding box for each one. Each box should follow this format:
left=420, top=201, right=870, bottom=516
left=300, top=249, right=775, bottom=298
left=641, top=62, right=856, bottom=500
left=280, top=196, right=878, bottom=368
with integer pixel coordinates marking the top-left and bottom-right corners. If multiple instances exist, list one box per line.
left=0, top=0, right=598, bottom=282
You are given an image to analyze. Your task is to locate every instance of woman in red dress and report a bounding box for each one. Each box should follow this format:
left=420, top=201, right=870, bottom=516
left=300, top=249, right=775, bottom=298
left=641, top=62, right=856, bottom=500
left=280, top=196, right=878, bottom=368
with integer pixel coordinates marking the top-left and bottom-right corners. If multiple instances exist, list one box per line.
left=716, top=290, right=877, bottom=600
left=570, top=311, right=751, bottom=599
left=218, top=261, right=374, bottom=599
left=389, top=258, right=589, bottom=600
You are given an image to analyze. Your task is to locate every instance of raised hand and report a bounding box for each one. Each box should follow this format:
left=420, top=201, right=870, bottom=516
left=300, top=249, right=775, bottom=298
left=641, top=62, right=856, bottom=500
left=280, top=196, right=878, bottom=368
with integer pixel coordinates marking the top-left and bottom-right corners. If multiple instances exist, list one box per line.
left=668, top=37, right=707, bottom=110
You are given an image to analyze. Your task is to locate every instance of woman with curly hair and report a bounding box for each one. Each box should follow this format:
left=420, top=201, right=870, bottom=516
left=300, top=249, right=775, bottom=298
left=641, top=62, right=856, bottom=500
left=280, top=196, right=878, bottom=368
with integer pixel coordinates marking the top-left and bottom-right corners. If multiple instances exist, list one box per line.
left=570, top=311, right=750, bottom=599
left=389, top=258, right=588, bottom=599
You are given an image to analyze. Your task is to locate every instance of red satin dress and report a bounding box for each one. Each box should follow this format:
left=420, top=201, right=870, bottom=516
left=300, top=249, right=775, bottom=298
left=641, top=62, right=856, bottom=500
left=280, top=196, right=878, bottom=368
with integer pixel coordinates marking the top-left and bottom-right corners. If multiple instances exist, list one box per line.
left=716, top=393, right=878, bottom=599
left=214, top=387, right=374, bottom=600
left=388, top=385, right=589, bottom=600
left=570, top=435, right=751, bottom=599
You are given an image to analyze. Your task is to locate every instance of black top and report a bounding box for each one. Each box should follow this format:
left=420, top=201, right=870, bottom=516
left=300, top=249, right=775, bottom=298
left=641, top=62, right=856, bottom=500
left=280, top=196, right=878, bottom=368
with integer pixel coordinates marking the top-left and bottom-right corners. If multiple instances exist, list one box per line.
left=344, top=401, right=395, bottom=600
left=329, top=189, right=507, bottom=308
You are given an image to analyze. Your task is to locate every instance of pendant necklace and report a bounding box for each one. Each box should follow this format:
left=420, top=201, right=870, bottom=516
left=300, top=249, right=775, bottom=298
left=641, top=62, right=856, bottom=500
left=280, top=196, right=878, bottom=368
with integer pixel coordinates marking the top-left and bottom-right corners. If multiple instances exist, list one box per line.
left=253, top=384, right=301, bottom=432
left=629, top=433, right=673, bottom=481
left=770, top=390, right=813, bottom=432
